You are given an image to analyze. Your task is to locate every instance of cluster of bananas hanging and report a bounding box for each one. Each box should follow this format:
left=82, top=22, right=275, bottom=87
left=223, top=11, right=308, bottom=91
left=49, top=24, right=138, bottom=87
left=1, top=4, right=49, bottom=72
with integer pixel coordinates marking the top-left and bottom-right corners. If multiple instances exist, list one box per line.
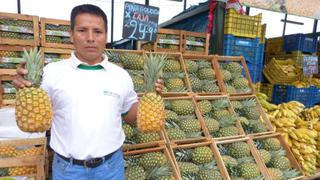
left=256, top=93, right=278, bottom=112
left=258, top=95, right=319, bottom=176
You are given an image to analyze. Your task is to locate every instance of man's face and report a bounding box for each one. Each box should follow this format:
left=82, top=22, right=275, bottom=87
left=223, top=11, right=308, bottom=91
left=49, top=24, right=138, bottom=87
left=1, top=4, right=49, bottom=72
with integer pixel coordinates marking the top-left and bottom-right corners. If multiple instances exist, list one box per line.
left=71, top=13, right=107, bottom=65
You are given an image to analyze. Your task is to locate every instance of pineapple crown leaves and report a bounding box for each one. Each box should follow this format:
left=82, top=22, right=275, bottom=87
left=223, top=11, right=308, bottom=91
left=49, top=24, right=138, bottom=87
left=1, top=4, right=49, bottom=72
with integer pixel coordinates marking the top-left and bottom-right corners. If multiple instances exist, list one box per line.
left=163, top=72, right=185, bottom=79
left=127, top=69, right=144, bottom=77
left=186, top=131, right=203, bottom=138
left=175, top=149, right=193, bottom=162
left=250, top=176, right=264, bottom=180
left=282, top=169, right=301, bottom=179
left=254, top=140, right=264, bottom=150
left=236, top=156, right=255, bottom=164
left=165, top=121, right=180, bottom=129
left=124, top=155, right=142, bottom=167
left=144, top=53, right=167, bottom=92
left=197, top=60, right=211, bottom=69
left=23, top=47, right=44, bottom=87
left=104, top=50, right=122, bottom=63
left=165, top=101, right=172, bottom=110
left=146, top=165, right=172, bottom=179
left=182, top=173, right=198, bottom=180
left=217, top=144, right=228, bottom=155
left=167, top=87, right=187, bottom=92
left=218, top=114, right=237, bottom=127
left=178, top=115, right=196, bottom=121
left=211, top=99, right=229, bottom=110
left=269, top=149, right=287, bottom=158
left=241, top=98, right=257, bottom=108
left=198, top=159, right=217, bottom=170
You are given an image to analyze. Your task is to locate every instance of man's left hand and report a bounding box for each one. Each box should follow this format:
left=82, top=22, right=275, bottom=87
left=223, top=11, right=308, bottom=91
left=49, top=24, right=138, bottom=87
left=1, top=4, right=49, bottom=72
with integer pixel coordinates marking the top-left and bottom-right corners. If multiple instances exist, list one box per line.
left=155, top=79, right=164, bottom=93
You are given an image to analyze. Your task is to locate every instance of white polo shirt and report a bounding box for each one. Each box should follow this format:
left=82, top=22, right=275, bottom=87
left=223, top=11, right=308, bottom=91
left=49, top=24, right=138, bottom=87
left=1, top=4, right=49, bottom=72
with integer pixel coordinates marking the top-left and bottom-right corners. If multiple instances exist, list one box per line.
left=41, top=52, right=138, bottom=160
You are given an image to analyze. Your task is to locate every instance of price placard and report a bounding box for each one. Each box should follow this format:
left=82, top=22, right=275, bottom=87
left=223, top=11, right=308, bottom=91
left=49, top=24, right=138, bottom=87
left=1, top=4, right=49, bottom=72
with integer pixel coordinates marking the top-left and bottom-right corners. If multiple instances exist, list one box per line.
left=303, top=56, right=318, bottom=75
left=122, top=1, right=159, bottom=42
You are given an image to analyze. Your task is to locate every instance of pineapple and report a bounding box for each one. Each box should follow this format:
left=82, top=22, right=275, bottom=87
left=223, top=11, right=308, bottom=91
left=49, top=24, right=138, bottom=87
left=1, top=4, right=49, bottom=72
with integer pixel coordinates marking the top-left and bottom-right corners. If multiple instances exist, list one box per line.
left=165, top=78, right=185, bottom=91
left=262, top=138, right=281, bottom=151
left=188, top=74, right=202, bottom=92
left=218, top=126, right=239, bottom=137
left=192, top=146, right=213, bottom=164
left=227, top=142, right=251, bottom=158
left=125, top=165, right=146, bottom=180
left=16, top=147, right=43, bottom=157
left=204, top=118, right=219, bottom=133
left=185, top=60, right=198, bottom=73
left=232, top=77, right=250, bottom=91
left=9, top=166, right=37, bottom=176
left=46, top=35, right=62, bottom=43
left=165, top=110, right=179, bottom=122
left=139, top=152, right=167, bottom=169
left=120, top=53, right=144, bottom=70
left=224, top=62, right=242, bottom=75
left=137, top=54, right=166, bottom=132
left=163, top=59, right=181, bottom=72
left=258, top=149, right=271, bottom=164
left=171, top=100, right=194, bottom=115
left=123, top=124, right=135, bottom=140
left=197, top=68, right=215, bottom=80
left=269, top=156, right=291, bottom=170
left=221, top=155, right=238, bottom=167
left=201, top=80, right=219, bottom=93
left=166, top=128, right=186, bottom=140
left=0, top=146, right=17, bottom=158
left=225, top=84, right=237, bottom=94
left=220, top=70, right=232, bottom=81
left=230, top=101, right=243, bottom=112
left=197, top=100, right=212, bottom=115
left=179, top=119, right=201, bottom=137
left=177, top=161, right=199, bottom=174
left=15, top=48, right=53, bottom=132
left=135, top=132, right=160, bottom=144
left=267, top=168, right=283, bottom=180
left=198, top=169, right=222, bottom=180
left=238, top=162, right=261, bottom=179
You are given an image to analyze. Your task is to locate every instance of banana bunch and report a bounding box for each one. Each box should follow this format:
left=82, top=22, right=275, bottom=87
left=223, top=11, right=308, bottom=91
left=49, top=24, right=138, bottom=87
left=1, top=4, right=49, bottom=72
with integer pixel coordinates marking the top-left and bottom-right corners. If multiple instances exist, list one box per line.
left=291, top=81, right=310, bottom=88
left=290, top=128, right=319, bottom=176
left=257, top=93, right=278, bottom=112
left=300, top=105, right=320, bottom=121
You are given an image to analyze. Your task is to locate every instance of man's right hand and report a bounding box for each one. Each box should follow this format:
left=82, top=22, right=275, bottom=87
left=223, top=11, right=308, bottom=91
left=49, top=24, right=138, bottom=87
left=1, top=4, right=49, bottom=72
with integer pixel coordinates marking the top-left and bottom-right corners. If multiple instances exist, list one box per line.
left=12, top=61, right=32, bottom=89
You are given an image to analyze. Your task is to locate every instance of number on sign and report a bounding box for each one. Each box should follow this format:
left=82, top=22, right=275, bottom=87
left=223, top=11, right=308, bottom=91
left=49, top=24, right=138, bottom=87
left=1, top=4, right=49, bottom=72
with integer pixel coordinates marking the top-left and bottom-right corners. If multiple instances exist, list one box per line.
left=128, top=20, right=138, bottom=40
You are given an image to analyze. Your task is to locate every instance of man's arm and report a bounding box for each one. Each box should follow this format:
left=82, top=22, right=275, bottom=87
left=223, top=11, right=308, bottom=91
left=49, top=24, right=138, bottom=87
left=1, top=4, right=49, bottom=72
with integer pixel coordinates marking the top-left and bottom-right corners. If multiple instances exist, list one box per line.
left=122, top=102, right=138, bottom=124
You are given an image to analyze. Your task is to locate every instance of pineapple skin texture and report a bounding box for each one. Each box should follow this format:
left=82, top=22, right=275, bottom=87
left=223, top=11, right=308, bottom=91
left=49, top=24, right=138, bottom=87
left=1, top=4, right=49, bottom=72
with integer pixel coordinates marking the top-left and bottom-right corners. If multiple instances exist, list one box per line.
left=15, top=87, right=53, bottom=132
left=137, top=92, right=165, bottom=132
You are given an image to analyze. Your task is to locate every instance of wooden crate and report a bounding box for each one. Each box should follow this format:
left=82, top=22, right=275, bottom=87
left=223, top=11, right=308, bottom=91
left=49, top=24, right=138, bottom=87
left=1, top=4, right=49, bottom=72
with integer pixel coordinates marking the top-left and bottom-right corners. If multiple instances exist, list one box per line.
left=40, top=47, right=72, bottom=64
left=0, top=75, right=15, bottom=108
left=0, top=12, right=40, bottom=46
left=40, top=18, right=73, bottom=49
left=0, top=137, right=47, bottom=180
left=123, top=143, right=181, bottom=180
left=213, top=137, right=269, bottom=180
left=182, top=54, right=225, bottom=95
left=212, top=55, right=256, bottom=96
left=146, top=52, right=191, bottom=96
left=193, top=95, right=246, bottom=141
left=182, top=31, right=209, bottom=55
left=168, top=139, right=230, bottom=180
left=249, top=133, right=305, bottom=180
left=229, top=95, right=275, bottom=136
left=162, top=96, right=209, bottom=145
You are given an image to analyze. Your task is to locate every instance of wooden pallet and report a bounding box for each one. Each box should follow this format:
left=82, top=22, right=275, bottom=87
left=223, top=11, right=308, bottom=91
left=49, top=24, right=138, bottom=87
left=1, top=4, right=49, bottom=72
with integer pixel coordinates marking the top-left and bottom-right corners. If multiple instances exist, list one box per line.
left=229, top=94, right=275, bottom=136
left=146, top=52, right=191, bottom=96
left=213, top=137, right=269, bottom=180
left=40, top=47, right=72, bottom=64
left=193, top=95, right=246, bottom=141
left=168, top=139, right=230, bottom=180
left=0, top=75, right=15, bottom=108
left=40, top=18, right=73, bottom=49
left=212, top=55, right=256, bottom=96
left=162, top=96, right=209, bottom=145
left=182, top=31, right=209, bottom=55
left=0, top=137, right=47, bottom=180
left=0, top=12, right=40, bottom=46
left=123, top=143, right=181, bottom=180
left=249, top=133, right=305, bottom=180
left=182, top=54, right=225, bottom=95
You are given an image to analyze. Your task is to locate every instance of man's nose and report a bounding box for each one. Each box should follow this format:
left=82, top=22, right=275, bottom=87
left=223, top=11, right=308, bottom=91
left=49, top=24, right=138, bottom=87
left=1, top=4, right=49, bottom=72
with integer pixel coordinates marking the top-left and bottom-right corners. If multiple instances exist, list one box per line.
left=87, top=31, right=94, bottom=42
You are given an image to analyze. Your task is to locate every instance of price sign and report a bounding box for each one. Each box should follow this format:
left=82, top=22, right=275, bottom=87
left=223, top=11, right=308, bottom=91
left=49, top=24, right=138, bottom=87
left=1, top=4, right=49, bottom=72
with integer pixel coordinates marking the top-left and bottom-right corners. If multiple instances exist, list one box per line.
left=303, top=56, right=318, bottom=75
left=122, top=1, right=159, bottom=42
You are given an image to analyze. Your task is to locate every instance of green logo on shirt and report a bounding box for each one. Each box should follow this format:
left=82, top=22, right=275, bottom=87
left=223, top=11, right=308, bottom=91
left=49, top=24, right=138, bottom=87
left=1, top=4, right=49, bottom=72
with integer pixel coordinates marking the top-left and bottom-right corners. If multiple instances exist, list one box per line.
left=103, top=90, right=120, bottom=98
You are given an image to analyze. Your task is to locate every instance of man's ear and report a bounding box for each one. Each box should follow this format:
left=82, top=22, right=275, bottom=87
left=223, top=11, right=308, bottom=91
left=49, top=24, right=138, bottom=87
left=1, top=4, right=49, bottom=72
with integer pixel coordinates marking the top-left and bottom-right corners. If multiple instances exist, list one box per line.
left=69, top=29, right=74, bottom=43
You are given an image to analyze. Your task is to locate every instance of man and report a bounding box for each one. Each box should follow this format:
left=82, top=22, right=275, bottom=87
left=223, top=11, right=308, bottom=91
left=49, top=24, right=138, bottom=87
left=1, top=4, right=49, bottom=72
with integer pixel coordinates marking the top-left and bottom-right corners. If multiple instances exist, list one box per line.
left=13, top=4, right=163, bottom=180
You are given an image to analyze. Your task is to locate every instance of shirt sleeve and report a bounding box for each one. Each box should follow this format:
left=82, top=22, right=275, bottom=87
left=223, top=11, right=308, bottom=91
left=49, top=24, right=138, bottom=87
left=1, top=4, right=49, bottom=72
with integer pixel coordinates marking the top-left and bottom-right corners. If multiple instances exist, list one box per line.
left=121, top=73, right=138, bottom=114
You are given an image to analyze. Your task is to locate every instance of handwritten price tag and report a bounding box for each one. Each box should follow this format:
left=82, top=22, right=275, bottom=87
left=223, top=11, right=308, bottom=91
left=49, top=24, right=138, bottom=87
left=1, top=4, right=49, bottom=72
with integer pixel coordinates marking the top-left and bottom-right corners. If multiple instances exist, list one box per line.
left=122, top=1, right=159, bottom=42
left=303, top=56, right=318, bottom=75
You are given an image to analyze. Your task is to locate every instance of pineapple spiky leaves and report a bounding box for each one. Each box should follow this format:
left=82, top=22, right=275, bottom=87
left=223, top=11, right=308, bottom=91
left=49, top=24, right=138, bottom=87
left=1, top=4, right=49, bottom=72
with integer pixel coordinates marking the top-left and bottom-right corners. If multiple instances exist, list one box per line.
left=137, top=54, right=166, bottom=133
left=15, top=48, right=53, bottom=132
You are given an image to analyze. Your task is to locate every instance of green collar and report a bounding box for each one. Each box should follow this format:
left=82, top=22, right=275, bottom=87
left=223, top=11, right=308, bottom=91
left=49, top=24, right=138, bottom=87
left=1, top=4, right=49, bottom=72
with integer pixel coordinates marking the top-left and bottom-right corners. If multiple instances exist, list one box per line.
left=78, top=64, right=104, bottom=70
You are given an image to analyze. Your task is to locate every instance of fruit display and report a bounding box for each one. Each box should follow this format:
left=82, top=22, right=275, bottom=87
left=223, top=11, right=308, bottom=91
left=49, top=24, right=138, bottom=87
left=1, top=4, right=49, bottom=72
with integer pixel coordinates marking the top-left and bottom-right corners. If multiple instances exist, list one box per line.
left=137, top=54, right=166, bottom=133
left=215, top=139, right=266, bottom=180
left=15, top=48, right=52, bottom=132
left=124, top=146, right=179, bottom=180
left=42, top=49, right=71, bottom=64
left=164, top=97, right=206, bottom=142
left=183, top=55, right=222, bottom=94
left=253, top=135, right=303, bottom=179
left=0, top=13, right=39, bottom=46
left=172, top=142, right=227, bottom=180
left=195, top=96, right=244, bottom=140
left=0, top=47, right=29, bottom=70
left=230, top=96, right=274, bottom=135
left=157, top=34, right=181, bottom=50
left=214, top=57, right=254, bottom=95
left=1, top=81, right=16, bottom=105
left=40, top=18, right=73, bottom=49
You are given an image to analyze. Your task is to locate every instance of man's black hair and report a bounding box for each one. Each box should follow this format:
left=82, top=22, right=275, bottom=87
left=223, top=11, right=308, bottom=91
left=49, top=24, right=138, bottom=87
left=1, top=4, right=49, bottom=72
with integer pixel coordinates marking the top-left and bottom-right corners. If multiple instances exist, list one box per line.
left=70, top=4, right=108, bottom=32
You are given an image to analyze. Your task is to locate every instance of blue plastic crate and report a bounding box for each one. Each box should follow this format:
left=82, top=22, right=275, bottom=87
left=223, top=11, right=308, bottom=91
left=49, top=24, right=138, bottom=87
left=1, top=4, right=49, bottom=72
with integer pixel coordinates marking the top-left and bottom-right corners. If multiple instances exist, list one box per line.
left=224, top=35, right=261, bottom=64
left=283, top=33, right=318, bottom=53
left=272, top=85, right=314, bottom=107
left=246, top=63, right=263, bottom=83
left=311, top=86, right=320, bottom=105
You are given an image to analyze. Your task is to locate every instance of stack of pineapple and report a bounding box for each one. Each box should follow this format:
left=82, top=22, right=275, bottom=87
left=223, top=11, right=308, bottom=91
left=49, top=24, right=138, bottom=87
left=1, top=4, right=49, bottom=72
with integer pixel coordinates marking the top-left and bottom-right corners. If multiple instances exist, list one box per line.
left=217, top=61, right=252, bottom=94
left=157, top=34, right=180, bottom=50
left=123, top=122, right=163, bottom=145
left=184, top=36, right=205, bottom=52
left=0, top=18, right=34, bottom=40
left=124, top=150, right=175, bottom=180
left=217, top=140, right=264, bottom=179
left=254, top=137, right=302, bottom=179
left=174, top=145, right=223, bottom=180
left=1, top=81, right=16, bottom=102
left=44, top=52, right=71, bottom=63
left=162, top=55, right=188, bottom=93
left=0, top=50, right=23, bottom=69
left=0, top=146, right=43, bottom=177
left=230, top=97, right=271, bottom=135
left=164, top=98, right=205, bottom=141
left=197, top=97, right=241, bottom=139
left=185, top=59, right=220, bottom=93
left=106, top=51, right=145, bottom=93
left=45, top=24, right=71, bottom=44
